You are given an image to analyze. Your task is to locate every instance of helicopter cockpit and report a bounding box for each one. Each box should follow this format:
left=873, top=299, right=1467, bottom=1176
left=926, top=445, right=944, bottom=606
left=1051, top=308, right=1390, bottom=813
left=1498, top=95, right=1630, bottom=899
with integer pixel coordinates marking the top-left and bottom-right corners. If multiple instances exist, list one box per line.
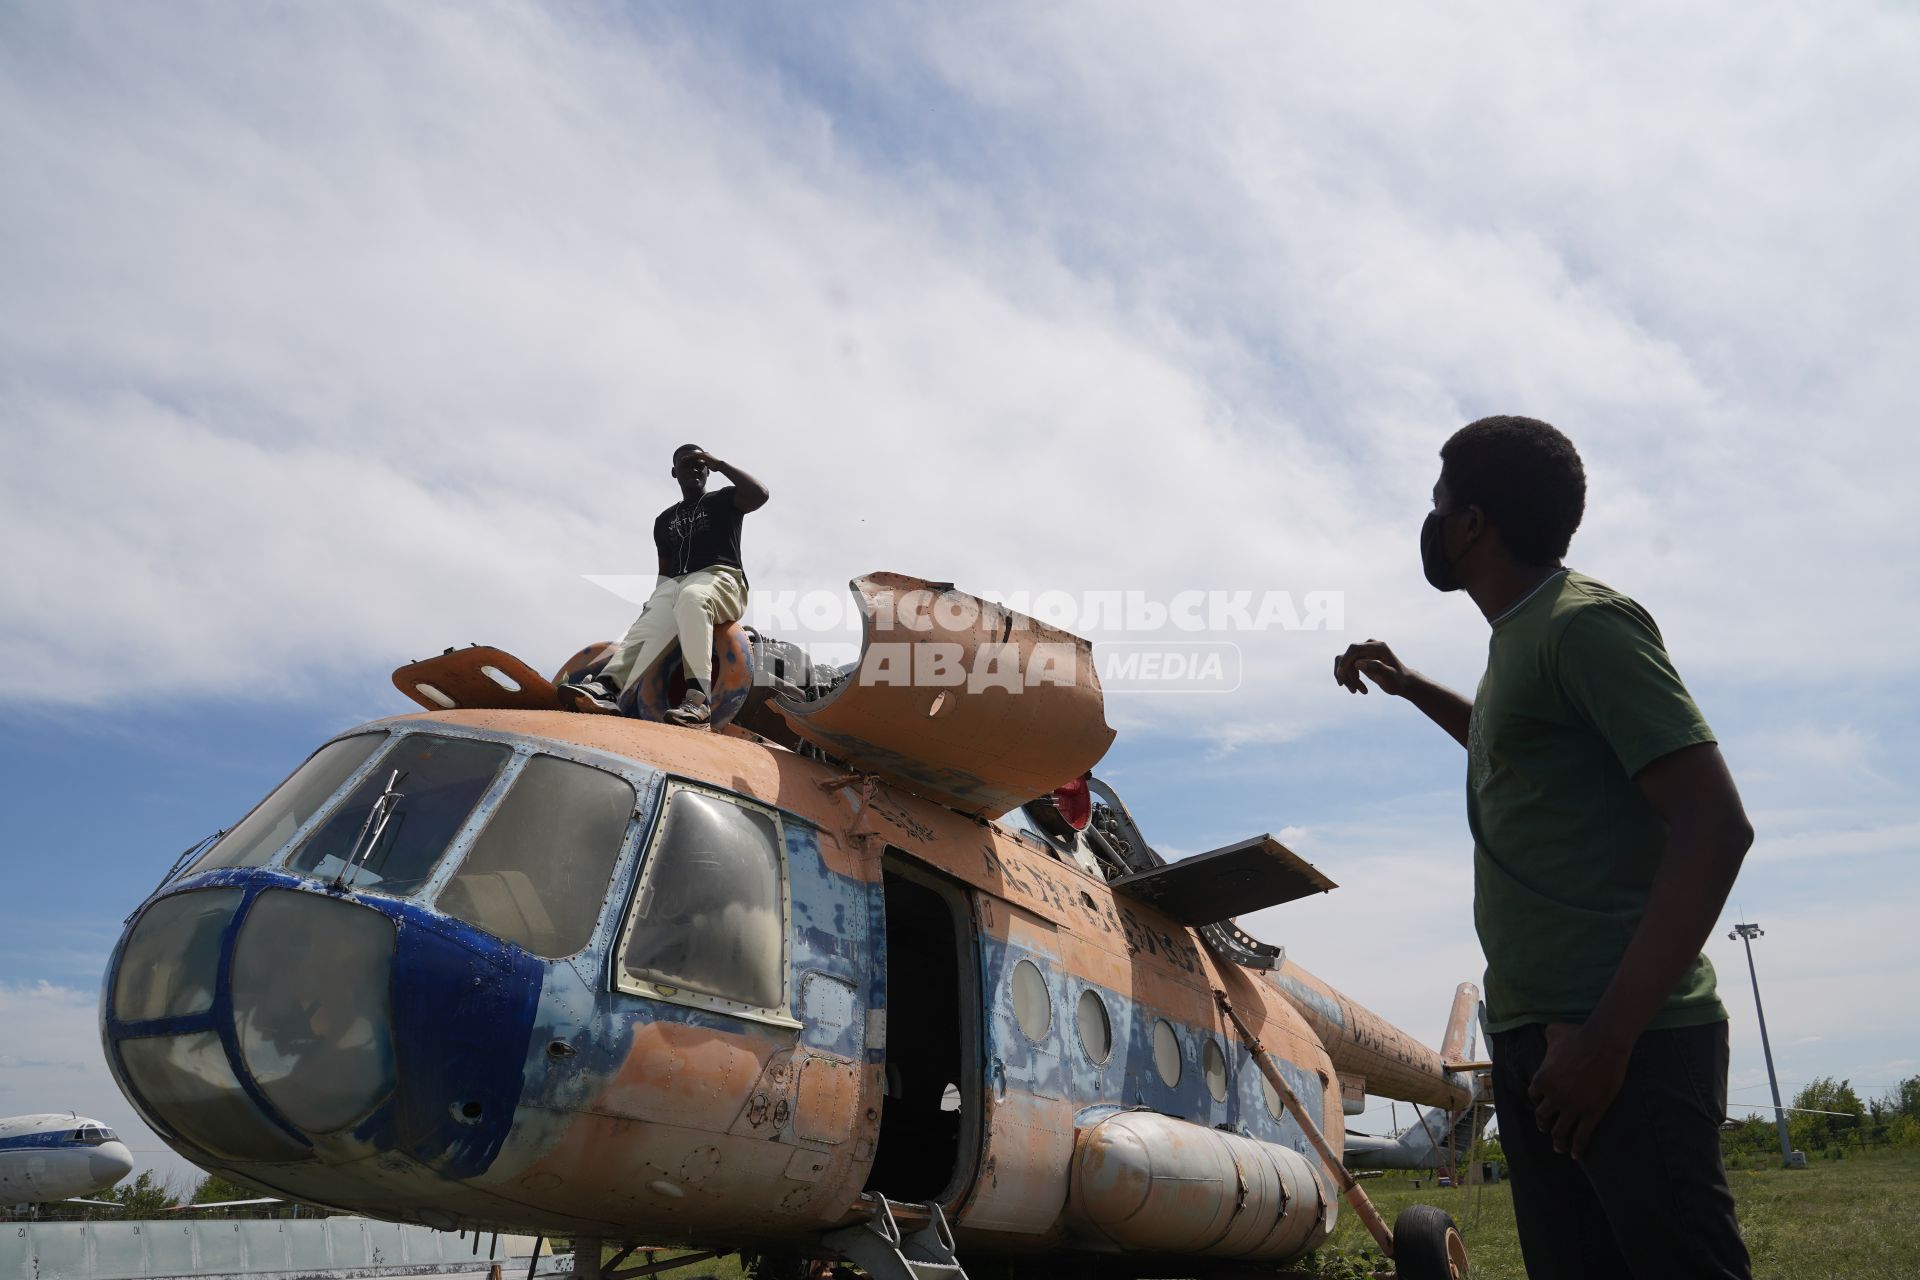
left=174, top=729, right=637, bottom=958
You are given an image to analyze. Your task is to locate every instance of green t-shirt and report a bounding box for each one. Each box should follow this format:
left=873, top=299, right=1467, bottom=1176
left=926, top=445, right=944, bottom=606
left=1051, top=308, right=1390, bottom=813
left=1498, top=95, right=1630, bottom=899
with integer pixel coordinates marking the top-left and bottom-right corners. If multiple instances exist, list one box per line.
left=1468, top=570, right=1727, bottom=1033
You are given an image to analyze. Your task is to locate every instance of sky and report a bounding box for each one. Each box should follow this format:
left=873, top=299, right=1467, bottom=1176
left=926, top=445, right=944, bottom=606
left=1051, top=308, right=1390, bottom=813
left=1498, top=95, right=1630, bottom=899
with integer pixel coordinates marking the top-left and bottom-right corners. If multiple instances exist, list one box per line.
left=2, top=1, right=1917, bottom=1187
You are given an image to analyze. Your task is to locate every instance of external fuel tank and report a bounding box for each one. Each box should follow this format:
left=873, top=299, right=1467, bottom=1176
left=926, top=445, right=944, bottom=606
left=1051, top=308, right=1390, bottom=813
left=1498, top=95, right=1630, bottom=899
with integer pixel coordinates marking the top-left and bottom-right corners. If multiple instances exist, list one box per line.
left=1063, top=1110, right=1333, bottom=1261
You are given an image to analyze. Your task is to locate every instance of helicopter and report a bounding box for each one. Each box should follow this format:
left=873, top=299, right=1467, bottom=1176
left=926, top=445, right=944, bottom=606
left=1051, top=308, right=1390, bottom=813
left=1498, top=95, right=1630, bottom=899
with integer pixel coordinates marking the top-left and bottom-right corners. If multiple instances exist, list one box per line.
left=101, top=572, right=1480, bottom=1279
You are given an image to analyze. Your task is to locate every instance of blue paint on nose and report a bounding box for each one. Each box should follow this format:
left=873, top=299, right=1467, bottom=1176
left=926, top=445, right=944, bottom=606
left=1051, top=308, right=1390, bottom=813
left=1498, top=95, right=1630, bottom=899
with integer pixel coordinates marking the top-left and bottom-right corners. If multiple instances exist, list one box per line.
left=373, top=901, right=544, bottom=1179
left=106, top=870, right=544, bottom=1181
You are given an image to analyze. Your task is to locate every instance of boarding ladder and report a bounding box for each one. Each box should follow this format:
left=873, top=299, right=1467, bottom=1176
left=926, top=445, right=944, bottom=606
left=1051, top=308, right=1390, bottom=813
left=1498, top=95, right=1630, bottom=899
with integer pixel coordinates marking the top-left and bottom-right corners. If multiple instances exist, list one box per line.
left=822, top=1196, right=969, bottom=1280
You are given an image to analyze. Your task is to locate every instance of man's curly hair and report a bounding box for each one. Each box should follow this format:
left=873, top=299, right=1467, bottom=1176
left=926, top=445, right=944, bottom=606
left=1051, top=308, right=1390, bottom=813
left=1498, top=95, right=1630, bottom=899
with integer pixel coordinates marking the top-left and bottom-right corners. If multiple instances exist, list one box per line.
left=1439, top=416, right=1586, bottom=564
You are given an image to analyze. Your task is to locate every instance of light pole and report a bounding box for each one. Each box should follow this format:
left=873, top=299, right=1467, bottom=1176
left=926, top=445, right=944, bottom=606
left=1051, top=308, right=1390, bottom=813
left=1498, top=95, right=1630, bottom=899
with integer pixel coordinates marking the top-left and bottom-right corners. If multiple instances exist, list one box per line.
left=1730, top=921, right=1795, bottom=1168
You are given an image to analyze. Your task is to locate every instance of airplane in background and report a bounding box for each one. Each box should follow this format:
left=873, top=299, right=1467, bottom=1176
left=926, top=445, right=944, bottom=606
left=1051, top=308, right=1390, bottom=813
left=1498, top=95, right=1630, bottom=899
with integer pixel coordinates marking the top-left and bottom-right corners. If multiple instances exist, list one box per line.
left=0, top=1114, right=135, bottom=1209
left=101, top=572, right=1483, bottom=1280
left=1344, top=1103, right=1487, bottom=1175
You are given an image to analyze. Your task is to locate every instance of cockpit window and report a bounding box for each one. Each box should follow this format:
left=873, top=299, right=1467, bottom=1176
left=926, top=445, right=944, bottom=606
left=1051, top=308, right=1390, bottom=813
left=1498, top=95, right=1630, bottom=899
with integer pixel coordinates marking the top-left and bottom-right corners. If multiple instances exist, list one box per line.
left=287, top=734, right=511, bottom=897
left=72, top=1126, right=115, bottom=1145
left=436, top=756, right=635, bottom=959
left=192, top=734, right=387, bottom=874
left=618, top=786, right=787, bottom=1014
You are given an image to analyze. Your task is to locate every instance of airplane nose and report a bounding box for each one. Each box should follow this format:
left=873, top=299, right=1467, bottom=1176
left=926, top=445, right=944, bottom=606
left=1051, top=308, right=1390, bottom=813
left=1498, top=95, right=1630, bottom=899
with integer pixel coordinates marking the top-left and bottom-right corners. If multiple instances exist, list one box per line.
left=90, top=1142, right=134, bottom=1188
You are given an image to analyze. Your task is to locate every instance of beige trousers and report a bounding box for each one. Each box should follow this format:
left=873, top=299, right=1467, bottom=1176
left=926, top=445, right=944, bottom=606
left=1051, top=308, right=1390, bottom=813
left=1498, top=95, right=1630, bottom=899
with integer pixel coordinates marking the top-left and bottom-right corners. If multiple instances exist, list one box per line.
left=600, top=566, right=748, bottom=692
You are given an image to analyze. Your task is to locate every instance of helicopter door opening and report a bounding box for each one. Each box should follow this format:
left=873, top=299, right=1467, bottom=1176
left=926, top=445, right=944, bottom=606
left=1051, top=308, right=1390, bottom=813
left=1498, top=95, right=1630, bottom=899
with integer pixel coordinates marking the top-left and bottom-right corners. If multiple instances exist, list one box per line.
left=864, top=855, right=980, bottom=1205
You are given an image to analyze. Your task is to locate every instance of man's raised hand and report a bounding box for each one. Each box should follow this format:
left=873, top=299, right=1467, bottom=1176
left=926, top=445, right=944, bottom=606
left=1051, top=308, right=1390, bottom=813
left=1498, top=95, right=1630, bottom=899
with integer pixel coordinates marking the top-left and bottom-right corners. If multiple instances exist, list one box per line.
left=1334, top=639, right=1412, bottom=696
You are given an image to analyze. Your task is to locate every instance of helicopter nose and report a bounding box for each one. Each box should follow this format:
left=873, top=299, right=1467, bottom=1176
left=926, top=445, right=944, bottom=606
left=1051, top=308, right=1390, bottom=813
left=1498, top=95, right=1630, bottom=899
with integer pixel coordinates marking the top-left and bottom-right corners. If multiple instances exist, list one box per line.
left=109, top=886, right=397, bottom=1160
left=90, top=1142, right=134, bottom=1188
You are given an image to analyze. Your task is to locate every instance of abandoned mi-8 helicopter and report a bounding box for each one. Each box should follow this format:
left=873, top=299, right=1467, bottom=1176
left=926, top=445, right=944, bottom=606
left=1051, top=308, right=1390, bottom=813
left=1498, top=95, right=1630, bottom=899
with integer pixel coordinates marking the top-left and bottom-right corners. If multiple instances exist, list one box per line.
left=103, top=573, right=1482, bottom=1279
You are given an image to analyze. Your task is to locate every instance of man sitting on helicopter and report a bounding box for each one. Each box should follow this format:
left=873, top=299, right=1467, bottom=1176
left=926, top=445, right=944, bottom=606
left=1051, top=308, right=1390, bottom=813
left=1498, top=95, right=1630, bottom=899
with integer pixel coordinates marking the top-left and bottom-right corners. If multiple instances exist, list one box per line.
left=565, top=443, right=770, bottom=725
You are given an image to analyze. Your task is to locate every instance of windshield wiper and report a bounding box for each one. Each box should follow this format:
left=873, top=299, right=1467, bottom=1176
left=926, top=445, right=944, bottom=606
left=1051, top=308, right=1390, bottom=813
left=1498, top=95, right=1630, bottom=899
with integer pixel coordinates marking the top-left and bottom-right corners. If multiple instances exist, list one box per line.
left=333, top=769, right=408, bottom=890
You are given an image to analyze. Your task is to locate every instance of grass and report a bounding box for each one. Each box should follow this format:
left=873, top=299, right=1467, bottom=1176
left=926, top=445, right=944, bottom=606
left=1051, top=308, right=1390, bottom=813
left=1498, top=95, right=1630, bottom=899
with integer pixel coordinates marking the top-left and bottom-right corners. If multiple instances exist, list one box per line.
left=606, top=1147, right=1920, bottom=1278
left=1305, top=1145, right=1920, bottom=1278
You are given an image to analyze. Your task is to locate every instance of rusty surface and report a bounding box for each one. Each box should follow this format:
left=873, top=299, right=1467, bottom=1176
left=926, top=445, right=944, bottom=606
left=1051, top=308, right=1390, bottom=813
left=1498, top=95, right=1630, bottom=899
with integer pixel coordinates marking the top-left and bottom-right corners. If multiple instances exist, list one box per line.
left=113, top=679, right=1477, bottom=1268
left=1440, top=981, right=1481, bottom=1066
left=773, top=573, right=1116, bottom=817
left=793, top=1057, right=860, bottom=1145
left=1216, top=993, right=1395, bottom=1259
left=1266, top=960, right=1472, bottom=1112
left=392, top=647, right=565, bottom=712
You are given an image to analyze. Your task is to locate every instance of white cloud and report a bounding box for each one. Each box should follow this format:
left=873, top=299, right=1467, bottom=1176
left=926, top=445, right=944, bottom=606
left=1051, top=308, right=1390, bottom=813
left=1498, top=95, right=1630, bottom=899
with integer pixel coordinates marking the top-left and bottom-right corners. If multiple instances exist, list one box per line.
left=5, top=1, right=1916, bottom=729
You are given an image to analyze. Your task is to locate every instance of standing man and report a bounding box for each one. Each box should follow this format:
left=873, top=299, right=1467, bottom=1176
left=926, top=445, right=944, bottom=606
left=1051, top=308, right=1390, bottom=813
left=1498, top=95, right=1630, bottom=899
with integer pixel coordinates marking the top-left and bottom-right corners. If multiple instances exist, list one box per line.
left=1334, top=416, right=1754, bottom=1279
left=568, top=444, right=769, bottom=725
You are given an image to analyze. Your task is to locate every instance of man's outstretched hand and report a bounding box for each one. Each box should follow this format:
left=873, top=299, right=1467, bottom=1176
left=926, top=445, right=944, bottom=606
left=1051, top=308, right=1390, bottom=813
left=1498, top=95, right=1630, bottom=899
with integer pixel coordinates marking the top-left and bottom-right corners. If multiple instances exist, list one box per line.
left=1333, top=639, right=1472, bottom=746
left=1527, top=1022, right=1632, bottom=1161
left=1334, top=639, right=1413, bottom=695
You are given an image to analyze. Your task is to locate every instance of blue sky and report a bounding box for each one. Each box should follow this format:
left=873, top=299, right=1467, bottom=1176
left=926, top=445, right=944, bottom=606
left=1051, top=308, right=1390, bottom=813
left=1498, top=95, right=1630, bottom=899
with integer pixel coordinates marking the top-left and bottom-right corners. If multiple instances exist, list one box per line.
left=3, top=2, right=1917, bottom=1183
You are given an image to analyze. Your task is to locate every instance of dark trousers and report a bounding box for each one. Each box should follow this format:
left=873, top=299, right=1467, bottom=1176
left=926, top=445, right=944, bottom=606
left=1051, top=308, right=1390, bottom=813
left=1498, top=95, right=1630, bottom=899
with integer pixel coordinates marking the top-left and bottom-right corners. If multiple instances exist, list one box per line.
left=1490, top=1020, right=1751, bottom=1280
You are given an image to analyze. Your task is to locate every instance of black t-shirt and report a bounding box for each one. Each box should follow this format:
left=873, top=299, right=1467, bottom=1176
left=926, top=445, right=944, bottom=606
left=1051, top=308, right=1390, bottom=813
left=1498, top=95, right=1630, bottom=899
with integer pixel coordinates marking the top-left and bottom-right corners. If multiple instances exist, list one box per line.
left=654, top=486, right=747, bottom=580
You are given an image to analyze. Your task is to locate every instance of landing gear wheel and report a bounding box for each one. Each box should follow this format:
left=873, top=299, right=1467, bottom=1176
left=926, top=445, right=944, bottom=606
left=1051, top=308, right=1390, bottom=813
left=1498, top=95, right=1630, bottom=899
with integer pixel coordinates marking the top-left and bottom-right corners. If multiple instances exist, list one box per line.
left=1392, top=1203, right=1468, bottom=1279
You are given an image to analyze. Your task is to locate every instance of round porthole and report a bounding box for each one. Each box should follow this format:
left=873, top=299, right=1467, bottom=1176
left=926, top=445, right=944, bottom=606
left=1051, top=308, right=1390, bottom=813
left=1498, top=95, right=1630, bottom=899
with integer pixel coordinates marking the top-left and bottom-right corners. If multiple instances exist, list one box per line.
left=1011, top=959, right=1051, bottom=1042
left=1203, top=1039, right=1229, bottom=1102
left=1262, top=1071, right=1284, bottom=1119
left=1076, top=989, right=1112, bottom=1064
left=1152, top=1019, right=1181, bottom=1087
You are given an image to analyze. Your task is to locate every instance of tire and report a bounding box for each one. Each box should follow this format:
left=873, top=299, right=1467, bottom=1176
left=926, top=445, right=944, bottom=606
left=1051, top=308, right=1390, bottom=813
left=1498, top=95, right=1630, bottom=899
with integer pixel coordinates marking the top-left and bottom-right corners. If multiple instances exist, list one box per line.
left=1392, top=1203, right=1469, bottom=1279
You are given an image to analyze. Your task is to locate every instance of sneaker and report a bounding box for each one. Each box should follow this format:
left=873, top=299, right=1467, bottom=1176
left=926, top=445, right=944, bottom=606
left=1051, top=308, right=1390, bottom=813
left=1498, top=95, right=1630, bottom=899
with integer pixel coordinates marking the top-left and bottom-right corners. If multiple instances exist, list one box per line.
left=561, top=678, right=620, bottom=714
left=665, top=690, right=711, bottom=726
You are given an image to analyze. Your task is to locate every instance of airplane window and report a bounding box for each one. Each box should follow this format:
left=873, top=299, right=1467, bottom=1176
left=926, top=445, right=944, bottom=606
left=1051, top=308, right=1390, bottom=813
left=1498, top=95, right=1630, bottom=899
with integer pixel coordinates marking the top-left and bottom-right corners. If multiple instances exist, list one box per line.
left=287, top=735, right=511, bottom=898
left=621, top=787, right=785, bottom=1013
left=437, top=756, right=635, bottom=958
left=1203, top=1038, right=1230, bottom=1102
left=1076, top=988, right=1112, bottom=1064
left=1011, top=959, right=1052, bottom=1042
left=1152, top=1019, right=1182, bottom=1088
left=1261, top=1071, right=1284, bottom=1120
left=192, top=734, right=387, bottom=874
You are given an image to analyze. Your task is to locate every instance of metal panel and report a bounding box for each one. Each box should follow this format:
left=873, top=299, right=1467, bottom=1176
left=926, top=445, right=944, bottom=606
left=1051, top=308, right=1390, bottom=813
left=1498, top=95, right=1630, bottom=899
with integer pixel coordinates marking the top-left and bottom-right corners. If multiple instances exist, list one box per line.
left=774, top=573, right=1115, bottom=817
left=391, top=647, right=563, bottom=712
left=1110, top=835, right=1336, bottom=925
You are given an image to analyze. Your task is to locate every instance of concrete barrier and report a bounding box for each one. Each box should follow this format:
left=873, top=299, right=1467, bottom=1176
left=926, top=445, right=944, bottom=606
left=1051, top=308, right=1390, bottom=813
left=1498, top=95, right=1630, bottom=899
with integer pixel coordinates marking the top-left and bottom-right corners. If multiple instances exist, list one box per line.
left=1, top=1219, right=541, bottom=1280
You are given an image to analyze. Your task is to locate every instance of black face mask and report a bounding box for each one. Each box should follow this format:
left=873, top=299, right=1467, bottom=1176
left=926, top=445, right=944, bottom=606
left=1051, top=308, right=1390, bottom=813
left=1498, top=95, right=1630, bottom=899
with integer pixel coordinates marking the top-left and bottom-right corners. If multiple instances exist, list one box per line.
left=1421, top=509, right=1464, bottom=592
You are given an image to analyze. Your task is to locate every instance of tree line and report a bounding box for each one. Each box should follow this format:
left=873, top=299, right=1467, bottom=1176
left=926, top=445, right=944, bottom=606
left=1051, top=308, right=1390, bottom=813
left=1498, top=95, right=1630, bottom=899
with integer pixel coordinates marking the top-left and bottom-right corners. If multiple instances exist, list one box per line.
left=1722, top=1074, right=1920, bottom=1163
